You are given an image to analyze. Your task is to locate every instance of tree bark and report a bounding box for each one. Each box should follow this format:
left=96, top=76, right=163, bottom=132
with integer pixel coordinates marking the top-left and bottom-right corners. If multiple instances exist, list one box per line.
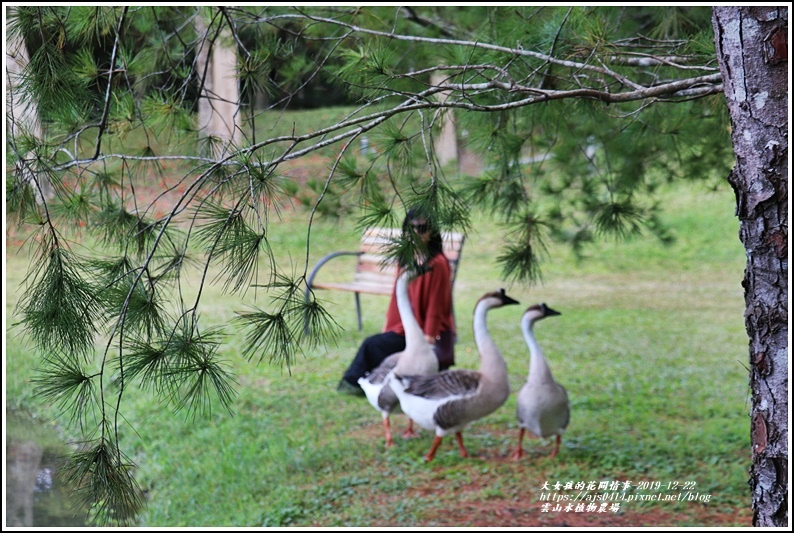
left=431, top=72, right=459, bottom=168
left=712, top=6, right=788, bottom=527
left=195, top=17, right=241, bottom=155
left=6, top=7, right=53, bottom=202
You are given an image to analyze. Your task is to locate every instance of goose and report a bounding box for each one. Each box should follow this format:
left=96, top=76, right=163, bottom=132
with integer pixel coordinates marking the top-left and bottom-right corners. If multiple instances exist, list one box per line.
left=390, top=288, right=519, bottom=462
left=512, top=303, right=568, bottom=460
left=358, top=266, right=439, bottom=447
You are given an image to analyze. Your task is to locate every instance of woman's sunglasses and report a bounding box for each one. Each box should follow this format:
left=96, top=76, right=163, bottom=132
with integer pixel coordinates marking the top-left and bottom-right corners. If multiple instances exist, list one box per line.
left=411, top=222, right=429, bottom=233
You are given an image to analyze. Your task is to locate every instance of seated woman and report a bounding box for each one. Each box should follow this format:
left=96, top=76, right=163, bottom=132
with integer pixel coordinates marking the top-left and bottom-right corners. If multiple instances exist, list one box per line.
left=337, top=207, right=456, bottom=395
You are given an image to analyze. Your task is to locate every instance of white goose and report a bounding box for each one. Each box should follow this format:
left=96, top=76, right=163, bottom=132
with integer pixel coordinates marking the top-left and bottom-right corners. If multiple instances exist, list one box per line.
left=512, top=303, right=568, bottom=460
left=391, top=288, right=519, bottom=462
left=358, top=266, right=439, bottom=447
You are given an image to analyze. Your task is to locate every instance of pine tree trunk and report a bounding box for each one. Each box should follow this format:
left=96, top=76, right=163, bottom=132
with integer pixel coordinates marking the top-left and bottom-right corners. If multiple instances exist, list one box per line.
left=6, top=6, right=53, bottom=202
left=195, top=17, right=241, bottom=154
left=712, top=6, right=789, bottom=527
left=431, top=72, right=459, bottom=168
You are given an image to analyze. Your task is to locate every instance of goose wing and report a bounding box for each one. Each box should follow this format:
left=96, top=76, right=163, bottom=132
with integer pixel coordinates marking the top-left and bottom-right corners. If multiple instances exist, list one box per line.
left=538, top=386, right=570, bottom=437
left=359, top=353, right=401, bottom=414
left=518, top=381, right=570, bottom=436
left=377, top=381, right=399, bottom=412
left=400, top=369, right=481, bottom=399
left=555, top=385, right=571, bottom=431
left=391, top=370, right=483, bottom=433
left=362, top=353, right=400, bottom=385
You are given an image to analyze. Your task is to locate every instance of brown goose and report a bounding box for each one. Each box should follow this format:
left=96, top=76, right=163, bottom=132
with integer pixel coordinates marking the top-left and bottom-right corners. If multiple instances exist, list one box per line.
left=512, top=303, right=568, bottom=460
left=358, top=266, right=439, bottom=447
left=391, top=288, right=519, bottom=461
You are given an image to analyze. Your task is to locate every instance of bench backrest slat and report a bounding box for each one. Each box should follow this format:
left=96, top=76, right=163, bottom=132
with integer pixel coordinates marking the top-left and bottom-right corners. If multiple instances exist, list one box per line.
left=305, top=226, right=465, bottom=332
left=355, top=227, right=464, bottom=288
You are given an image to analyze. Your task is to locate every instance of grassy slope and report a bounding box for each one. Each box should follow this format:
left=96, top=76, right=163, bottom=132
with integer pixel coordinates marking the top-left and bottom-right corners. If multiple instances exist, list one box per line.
left=5, top=174, right=749, bottom=526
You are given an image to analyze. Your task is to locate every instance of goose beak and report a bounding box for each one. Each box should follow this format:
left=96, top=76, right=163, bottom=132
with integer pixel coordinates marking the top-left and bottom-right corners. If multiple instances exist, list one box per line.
left=499, top=288, right=520, bottom=307
left=542, top=303, right=561, bottom=316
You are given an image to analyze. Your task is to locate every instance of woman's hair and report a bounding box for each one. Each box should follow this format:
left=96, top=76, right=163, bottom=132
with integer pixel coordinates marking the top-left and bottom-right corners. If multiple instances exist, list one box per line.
left=402, top=206, right=444, bottom=261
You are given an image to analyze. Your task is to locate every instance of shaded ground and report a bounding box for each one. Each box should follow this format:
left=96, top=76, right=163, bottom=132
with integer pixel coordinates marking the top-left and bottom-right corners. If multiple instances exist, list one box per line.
left=404, top=480, right=752, bottom=528
left=347, top=424, right=753, bottom=528
left=418, top=504, right=752, bottom=528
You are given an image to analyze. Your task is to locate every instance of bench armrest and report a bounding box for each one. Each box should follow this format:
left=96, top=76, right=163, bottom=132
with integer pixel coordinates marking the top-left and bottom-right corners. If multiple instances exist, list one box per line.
left=304, top=250, right=363, bottom=335
left=306, top=250, right=364, bottom=292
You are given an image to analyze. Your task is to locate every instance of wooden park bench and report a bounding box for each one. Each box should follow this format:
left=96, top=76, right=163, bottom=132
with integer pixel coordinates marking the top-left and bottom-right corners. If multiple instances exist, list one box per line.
left=305, top=227, right=465, bottom=331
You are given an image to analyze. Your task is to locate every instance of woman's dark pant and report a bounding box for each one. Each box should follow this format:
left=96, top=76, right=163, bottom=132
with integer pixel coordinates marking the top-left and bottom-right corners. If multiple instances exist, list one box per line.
left=341, top=330, right=455, bottom=389
left=341, top=331, right=405, bottom=388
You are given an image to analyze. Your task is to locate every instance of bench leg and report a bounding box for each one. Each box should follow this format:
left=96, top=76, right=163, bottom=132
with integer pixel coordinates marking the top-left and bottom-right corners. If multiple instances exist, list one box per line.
left=355, top=293, right=362, bottom=331
left=304, top=287, right=312, bottom=335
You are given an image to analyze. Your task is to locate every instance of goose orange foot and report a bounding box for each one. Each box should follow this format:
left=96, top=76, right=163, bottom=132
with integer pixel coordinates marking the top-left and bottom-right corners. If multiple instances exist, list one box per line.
left=384, top=418, right=395, bottom=447
left=455, top=432, right=469, bottom=458
left=424, top=435, right=444, bottom=462
left=402, top=419, right=420, bottom=439
left=513, top=428, right=526, bottom=460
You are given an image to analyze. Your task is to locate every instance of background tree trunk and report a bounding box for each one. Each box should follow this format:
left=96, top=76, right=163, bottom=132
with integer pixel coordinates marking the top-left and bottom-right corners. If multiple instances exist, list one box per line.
left=195, top=17, right=241, bottom=155
left=712, top=6, right=788, bottom=527
left=431, top=72, right=459, bottom=169
left=6, top=18, right=40, bottom=140
left=6, top=6, right=52, bottom=202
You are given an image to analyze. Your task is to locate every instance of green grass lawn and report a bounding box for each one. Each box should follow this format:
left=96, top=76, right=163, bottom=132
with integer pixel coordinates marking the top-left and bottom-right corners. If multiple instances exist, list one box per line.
left=4, top=177, right=751, bottom=526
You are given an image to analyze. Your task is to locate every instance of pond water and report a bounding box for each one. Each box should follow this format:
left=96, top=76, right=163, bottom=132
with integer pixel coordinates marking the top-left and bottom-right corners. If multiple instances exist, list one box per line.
left=5, top=410, right=90, bottom=527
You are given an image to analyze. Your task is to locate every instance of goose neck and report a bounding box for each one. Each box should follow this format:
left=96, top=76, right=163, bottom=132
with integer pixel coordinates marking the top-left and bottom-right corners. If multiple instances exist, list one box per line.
left=523, top=319, right=552, bottom=381
left=473, top=301, right=507, bottom=374
left=396, top=271, right=423, bottom=346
